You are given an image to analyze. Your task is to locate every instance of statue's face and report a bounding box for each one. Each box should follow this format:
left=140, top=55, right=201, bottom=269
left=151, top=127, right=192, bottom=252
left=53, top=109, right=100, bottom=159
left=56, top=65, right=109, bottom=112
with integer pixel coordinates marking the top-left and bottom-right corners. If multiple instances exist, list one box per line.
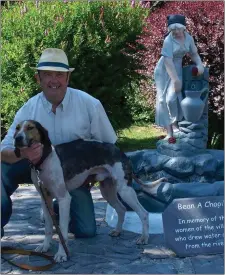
left=171, top=27, right=185, bottom=39
left=168, top=23, right=185, bottom=40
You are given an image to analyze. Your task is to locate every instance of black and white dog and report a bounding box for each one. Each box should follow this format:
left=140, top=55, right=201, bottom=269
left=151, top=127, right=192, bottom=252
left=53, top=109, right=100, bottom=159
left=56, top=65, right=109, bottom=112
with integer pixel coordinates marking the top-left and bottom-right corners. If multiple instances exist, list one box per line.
left=14, top=120, right=165, bottom=262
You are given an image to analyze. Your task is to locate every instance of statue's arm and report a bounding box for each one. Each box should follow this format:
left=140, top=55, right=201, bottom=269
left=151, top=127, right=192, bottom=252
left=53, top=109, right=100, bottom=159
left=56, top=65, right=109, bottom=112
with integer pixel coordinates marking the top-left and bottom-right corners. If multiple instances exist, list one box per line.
left=190, top=53, right=204, bottom=75
left=189, top=36, right=204, bottom=75
left=164, top=57, right=182, bottom=93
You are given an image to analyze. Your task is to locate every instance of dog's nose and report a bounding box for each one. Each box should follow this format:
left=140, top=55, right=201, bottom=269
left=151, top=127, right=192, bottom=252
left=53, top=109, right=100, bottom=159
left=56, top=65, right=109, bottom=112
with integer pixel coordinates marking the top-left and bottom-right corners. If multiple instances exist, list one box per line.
left=15, top=135, right=24, bottom=146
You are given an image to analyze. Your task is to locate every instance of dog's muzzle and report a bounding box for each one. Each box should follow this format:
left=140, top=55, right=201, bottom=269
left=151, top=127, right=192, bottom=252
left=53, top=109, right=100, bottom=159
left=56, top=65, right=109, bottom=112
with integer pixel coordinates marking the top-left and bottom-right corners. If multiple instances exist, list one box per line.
left=14, top=135, right=25, bottom=148
left=14, top=134, right=32, bottom=148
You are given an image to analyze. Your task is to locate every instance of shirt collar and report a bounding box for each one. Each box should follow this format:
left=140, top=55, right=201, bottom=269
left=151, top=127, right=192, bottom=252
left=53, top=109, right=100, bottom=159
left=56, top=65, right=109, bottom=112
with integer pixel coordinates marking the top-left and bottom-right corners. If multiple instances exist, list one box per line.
left=61, top=87, right=71, bottom=111
left=41, top=87, right=71, bottom=113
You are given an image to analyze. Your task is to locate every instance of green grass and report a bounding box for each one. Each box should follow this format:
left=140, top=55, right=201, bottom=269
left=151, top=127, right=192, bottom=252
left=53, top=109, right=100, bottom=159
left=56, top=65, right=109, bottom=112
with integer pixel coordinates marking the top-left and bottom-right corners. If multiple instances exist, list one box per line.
left=117, top=124, right=166, bottom=152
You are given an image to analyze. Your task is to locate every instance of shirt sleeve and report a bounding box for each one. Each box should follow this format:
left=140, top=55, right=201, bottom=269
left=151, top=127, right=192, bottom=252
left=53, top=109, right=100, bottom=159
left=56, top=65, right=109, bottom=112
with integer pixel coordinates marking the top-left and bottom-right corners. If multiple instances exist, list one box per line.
left=90, top=101, right=117, bottom=144
left=1, top=104, right=28, bottom=151
left=161, top=35, right=173, bottom=58
left=189, top=36, right=198, bottom=54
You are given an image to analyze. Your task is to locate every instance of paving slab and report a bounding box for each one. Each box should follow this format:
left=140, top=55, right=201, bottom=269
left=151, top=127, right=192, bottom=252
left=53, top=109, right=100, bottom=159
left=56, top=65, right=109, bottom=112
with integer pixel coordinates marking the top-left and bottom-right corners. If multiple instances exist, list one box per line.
left=1, top=185, right=224, bottom=274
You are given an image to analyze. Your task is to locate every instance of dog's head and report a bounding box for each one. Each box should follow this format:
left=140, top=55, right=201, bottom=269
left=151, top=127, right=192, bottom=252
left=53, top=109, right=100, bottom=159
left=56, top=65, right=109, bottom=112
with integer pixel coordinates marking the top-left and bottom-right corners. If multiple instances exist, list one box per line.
left=14, top=120, right=51, bottom=149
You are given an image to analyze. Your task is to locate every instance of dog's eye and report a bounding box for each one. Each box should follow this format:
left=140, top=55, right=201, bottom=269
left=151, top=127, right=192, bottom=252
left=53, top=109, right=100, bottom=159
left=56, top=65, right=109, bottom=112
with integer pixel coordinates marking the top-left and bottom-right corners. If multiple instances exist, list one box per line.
left=15, top=126, right=20, bottom=131
left=27, top=126, right=34, bottom=131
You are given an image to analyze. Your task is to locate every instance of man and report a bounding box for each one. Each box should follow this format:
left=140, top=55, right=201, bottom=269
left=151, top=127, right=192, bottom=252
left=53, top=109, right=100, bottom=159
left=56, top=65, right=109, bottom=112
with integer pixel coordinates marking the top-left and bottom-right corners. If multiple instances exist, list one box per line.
left=1, top=48, right=174, bottom=239
left=1, top=48, right=118, bottom=238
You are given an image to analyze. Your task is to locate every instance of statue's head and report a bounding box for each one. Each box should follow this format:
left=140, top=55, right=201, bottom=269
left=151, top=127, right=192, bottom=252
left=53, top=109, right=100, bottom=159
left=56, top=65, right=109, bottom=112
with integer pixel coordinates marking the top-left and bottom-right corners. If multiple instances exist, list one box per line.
left=167, top=14, right=186, bottom=38
left=167, top=14, right=186, bottom=28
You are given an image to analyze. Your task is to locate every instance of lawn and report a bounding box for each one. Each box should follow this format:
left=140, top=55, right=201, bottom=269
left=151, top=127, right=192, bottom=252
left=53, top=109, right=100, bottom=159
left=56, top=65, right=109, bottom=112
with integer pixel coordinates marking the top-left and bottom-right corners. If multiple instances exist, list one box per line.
left=116, top=124, right=166, bottom=152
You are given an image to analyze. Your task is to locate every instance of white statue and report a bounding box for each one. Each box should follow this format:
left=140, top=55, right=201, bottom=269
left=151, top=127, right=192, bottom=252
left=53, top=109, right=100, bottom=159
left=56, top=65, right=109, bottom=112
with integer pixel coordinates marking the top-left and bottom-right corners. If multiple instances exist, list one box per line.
left=154, top=14, right=204, bottom=139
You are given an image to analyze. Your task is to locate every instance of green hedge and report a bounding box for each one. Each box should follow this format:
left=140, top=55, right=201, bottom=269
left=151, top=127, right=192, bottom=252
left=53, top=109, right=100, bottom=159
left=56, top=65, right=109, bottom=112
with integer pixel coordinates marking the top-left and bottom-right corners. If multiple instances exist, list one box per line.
left=2, top=0, right=151, bottom=135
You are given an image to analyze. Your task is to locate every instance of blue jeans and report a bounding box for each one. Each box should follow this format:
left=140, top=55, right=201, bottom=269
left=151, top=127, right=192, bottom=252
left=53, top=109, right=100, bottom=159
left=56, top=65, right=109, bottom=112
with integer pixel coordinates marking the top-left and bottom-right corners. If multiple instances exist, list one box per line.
left=1, top=160, right=96, bottom=238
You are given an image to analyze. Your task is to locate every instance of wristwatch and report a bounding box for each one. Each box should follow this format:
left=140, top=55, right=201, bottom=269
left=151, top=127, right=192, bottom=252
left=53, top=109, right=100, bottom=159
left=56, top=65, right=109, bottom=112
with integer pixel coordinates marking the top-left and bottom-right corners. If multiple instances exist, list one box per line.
left=14, top=148, right=21, bottom=158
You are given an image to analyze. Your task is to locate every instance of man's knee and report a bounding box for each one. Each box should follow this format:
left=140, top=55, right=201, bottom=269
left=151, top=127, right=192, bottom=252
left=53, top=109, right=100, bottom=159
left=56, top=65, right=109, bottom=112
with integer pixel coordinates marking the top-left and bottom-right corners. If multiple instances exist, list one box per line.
left=1, top=197, right=12, bottom=225
left=81, top=227, right=96, bottom=238
left=69, top=187, right=96, bottom=238
left=1, top=184, right=12, bottom=228
left=53, top=187, right=97, bottom=238
left=69, top=222, right=96, bottom=238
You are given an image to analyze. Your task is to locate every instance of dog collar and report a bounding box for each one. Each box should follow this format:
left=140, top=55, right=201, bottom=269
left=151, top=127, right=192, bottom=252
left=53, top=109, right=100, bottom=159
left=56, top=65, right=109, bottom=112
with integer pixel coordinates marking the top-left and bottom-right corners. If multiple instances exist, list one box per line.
left=29, top=161, right=42, bottom=171
left=14, top=148, right=21, bottom=158
left=29, top=145, right=52, bottom=171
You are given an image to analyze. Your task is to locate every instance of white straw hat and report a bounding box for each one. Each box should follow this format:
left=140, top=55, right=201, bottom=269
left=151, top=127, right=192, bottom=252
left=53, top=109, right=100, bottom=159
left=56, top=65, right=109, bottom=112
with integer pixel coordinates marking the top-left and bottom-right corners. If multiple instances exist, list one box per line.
left=32, top=48, right=74, bottom=72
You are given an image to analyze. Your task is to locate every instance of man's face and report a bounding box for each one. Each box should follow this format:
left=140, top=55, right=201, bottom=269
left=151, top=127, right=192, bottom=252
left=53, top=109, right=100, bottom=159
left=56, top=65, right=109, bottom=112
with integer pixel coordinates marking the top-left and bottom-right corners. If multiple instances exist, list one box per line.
left=36, top=70, right=70, bottom=105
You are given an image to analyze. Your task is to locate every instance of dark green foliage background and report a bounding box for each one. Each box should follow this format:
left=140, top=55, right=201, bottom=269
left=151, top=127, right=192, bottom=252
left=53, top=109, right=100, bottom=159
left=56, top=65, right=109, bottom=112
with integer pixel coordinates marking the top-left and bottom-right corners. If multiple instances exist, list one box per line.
left=1, top=0, right=153, bottom=135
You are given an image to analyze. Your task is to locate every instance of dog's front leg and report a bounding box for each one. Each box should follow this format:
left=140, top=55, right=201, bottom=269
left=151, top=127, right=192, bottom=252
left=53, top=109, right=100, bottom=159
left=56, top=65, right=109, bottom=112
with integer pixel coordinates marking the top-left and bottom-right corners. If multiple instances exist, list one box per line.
left=54, top=191, right=71, bottom=263
left=35, top=197, right=53, bottom=253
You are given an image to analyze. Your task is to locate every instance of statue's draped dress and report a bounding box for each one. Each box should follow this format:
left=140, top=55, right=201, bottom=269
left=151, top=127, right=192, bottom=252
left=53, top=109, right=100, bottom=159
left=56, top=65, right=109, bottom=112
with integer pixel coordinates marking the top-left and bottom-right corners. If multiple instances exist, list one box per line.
left=154, top=32, right=198, bottom=127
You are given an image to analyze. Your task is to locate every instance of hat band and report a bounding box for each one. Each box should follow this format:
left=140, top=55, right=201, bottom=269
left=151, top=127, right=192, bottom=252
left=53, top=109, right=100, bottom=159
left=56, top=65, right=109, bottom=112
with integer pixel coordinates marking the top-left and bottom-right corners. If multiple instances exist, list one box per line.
left=37, top=62, right=69, bottom=70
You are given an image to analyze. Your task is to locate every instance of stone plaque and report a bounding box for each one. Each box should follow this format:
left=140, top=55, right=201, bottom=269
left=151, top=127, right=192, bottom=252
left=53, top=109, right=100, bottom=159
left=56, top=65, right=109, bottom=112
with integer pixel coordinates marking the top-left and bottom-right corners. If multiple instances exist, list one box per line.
left=162, top=196, right=224, bottom=257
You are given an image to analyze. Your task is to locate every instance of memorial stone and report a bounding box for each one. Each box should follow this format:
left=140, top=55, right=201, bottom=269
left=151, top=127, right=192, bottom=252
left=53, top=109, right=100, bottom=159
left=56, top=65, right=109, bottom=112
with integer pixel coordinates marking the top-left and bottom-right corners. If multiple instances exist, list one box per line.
left=162, top=196, right=224, bottom=257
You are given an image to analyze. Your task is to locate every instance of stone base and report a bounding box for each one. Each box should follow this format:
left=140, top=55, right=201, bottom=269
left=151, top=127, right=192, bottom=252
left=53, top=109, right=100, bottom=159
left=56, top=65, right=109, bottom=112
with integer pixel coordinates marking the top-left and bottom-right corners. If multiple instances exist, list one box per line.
left=127, top=149, right=224, bottom=183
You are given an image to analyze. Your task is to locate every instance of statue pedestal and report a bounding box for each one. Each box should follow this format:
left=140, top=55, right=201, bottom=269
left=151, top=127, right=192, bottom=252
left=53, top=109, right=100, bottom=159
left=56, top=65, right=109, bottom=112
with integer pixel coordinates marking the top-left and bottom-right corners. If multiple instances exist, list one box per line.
left=127, top=149, right=224, bottom=183
left=157, top=120, right=208, bottom=157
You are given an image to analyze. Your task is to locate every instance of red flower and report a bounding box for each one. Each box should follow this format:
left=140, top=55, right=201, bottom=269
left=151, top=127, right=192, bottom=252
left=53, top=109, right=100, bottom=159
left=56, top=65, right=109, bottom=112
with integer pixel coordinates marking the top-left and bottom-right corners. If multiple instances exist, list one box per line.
left=168, top=137, right=176, bottom=144
left=192, top=66, right=198, bottom=76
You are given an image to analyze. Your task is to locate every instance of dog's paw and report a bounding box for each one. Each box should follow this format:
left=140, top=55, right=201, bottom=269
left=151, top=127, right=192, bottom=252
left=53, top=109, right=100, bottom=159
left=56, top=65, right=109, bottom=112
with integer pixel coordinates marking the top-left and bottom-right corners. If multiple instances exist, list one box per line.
left=136, top=235, right=149, bottom=245
left=109, top=229, right=121, bottom=237
left=54, top=251, right=67, bottom=263
left=35, top=242, right=50, bottom=253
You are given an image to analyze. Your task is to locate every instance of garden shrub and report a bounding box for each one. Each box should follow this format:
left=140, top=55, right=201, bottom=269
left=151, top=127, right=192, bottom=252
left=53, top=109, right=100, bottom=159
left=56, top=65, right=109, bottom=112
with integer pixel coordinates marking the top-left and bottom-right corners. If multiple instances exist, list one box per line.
left=1, top=0, right=149, bottom=135
left=137, top=1, right=224, bottom=148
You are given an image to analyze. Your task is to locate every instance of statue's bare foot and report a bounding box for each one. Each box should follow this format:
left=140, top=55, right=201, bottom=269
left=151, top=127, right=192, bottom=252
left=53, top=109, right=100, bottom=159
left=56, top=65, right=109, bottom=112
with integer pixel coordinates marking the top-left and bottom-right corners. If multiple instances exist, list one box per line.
left=163, top=135, right=172, bottom=140
left=141, top=177, right=168, bottom=195
left=173, top=128, right=180, bottom=133
left=152, top=177, right=168, bottom=185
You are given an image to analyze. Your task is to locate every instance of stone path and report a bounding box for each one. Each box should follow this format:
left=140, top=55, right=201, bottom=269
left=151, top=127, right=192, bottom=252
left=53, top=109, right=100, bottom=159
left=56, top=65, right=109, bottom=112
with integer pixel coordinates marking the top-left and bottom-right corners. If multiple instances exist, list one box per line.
left=1, top=186, right=224, bottom=274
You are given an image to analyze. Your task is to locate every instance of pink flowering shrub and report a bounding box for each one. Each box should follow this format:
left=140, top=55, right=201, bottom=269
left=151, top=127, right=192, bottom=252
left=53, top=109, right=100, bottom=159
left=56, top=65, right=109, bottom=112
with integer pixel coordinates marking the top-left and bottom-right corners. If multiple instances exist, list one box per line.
left=137, top=1, right=224, bottom=148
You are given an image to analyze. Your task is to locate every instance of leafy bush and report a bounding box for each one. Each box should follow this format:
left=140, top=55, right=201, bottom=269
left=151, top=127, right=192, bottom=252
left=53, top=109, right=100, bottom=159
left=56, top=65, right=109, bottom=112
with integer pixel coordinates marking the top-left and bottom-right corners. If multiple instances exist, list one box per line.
left=126, top=82, right=155, bottom=125
left=137, top=1, right=224, bottom=148
left=1, top=0, right=149, bottom=135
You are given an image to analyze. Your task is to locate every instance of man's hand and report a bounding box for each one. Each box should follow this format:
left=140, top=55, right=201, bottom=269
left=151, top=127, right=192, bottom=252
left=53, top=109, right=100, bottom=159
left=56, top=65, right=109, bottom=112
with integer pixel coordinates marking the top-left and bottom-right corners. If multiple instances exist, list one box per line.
left=20, top=143, right=43, bottom=164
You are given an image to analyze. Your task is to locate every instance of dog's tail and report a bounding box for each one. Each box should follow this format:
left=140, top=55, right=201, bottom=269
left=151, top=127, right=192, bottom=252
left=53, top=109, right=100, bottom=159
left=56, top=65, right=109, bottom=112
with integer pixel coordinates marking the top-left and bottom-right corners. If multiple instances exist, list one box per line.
left=132, top=174, right=168, bottom=189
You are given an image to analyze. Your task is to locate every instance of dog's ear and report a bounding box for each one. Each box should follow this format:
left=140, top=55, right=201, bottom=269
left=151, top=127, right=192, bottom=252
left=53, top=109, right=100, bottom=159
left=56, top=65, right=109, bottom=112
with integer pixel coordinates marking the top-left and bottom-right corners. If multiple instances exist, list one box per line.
left=32, top=121, right=51, bottom=147
left=13, top=122, right=22, bottom=139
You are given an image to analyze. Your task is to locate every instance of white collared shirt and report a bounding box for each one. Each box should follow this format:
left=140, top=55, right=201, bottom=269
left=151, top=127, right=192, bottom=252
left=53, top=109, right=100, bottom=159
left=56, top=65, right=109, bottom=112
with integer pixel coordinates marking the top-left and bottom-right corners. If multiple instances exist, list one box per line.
left=1, top=87, right=117, bottom=151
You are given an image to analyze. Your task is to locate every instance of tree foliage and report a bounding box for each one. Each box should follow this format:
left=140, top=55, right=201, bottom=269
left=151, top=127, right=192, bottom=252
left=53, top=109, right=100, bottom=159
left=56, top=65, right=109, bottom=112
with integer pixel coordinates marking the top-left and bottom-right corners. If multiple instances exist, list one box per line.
left=1, top=0, right=150, bottom=135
